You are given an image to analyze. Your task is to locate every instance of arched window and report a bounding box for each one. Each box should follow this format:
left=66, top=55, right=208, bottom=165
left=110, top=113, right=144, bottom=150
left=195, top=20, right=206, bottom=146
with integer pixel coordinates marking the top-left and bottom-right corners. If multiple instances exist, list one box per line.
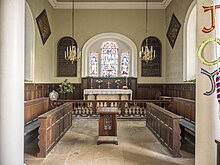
left=100, top=41, right=119, bottom=77
left=82, top=33, right=137, bottom=78
left=183, top=2, right=197, bottom=81
left=89, top=40, right=130, bottom=77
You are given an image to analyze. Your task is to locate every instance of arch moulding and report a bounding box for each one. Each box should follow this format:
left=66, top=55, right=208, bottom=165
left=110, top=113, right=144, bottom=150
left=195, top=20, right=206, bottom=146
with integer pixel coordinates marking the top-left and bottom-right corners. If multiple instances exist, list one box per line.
left=81, top=32, right=138, bottom=77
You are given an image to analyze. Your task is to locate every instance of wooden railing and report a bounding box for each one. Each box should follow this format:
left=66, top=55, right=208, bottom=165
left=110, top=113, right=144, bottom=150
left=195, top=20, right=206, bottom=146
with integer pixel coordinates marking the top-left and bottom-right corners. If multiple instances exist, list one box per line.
left=146, top=103, right=182, bottom=157
left=37, top=103, right=72, bottom=158
left=52, top=100, right=170, bottom=118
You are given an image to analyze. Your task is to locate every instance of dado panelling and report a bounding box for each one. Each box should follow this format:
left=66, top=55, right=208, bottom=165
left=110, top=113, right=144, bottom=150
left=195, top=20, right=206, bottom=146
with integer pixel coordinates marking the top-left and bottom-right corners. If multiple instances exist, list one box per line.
left=25, top=83, right=81, bottom=101
left=137, top=83, right=195, bottom=100
left=25, top=83, right=195, bottom=101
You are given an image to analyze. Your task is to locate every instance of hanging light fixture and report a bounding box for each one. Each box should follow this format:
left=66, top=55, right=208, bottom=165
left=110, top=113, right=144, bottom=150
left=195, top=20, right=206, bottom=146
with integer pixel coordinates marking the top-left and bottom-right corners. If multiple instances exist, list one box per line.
left=64, top=0, right=79, bottom=63
left=139, top=0, right=155, bottom=62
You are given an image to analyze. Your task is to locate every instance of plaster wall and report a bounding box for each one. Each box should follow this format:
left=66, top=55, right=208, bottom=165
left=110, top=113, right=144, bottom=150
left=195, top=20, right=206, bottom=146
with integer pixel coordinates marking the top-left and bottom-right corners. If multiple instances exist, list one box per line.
left=165, top=0, right=194, bottom=82
left=26, top=0, right=166, bottom=83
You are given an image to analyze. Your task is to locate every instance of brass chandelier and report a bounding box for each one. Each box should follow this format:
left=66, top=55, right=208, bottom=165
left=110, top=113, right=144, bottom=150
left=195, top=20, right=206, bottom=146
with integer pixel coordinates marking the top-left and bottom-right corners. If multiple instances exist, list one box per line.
left=139, top=0, right=155, bottom=62
left=64, top=0, right=79, bottom=63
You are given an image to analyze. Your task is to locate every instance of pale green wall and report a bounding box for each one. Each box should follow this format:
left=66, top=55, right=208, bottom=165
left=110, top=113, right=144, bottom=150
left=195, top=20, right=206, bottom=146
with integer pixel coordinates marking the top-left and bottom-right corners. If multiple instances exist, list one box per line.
left=138, top=9, right=166, bottom=83
left=26, top=1, right=166, bottom=83
left=26, top=0, right=57, bottom=83
left=165, top=0, right=194, bottom=82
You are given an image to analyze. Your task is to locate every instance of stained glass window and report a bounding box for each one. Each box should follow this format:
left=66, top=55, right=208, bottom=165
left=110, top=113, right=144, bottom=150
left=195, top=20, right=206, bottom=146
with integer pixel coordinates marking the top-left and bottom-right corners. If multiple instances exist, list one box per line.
left=100, top=41, right=119, bottom=77
left=88, top=41, right=130, bottom=77
left=89, top=52, right=99, bottom=76
left=121, top=52, right=129, bottom=77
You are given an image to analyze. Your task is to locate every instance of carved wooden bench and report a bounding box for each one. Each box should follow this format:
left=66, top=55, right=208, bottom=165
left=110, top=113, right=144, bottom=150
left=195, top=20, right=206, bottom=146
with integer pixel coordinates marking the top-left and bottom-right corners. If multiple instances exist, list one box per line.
left=146, top=103, right=182, bottom=157
left=24, top=97, right=52, bottom=143
left=166, top=97, right=195, bottom=137
left=37, top=103, right=72, bottom=158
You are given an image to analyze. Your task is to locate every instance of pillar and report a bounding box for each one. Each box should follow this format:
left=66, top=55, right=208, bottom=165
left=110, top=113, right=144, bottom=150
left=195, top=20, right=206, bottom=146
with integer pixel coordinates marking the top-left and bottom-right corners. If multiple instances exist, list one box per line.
left=196, top=0, right=220, bottom=164
left=0, top=0, right=25, bottom=165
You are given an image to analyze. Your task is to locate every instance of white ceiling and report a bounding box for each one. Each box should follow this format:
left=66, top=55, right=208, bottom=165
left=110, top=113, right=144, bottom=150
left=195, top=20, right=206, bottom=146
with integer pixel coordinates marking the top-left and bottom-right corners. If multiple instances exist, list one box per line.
left=48, top=0, right=172, bottom=9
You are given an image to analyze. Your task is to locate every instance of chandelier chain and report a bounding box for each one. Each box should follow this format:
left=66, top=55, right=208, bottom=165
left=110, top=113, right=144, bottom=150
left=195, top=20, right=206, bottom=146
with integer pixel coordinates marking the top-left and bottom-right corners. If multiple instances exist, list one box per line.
left=139, top=0, right=156, bottom=63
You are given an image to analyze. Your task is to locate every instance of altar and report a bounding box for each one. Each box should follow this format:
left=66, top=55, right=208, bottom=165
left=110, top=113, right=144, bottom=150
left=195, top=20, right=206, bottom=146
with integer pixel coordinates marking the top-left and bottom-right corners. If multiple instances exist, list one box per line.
left=83, top=89, right=132, bottom=100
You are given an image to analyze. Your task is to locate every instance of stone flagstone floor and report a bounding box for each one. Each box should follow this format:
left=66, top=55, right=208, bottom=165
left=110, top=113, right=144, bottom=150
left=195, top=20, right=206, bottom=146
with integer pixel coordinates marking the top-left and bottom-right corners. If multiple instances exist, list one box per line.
left=24, top=119, right=195, bottom=165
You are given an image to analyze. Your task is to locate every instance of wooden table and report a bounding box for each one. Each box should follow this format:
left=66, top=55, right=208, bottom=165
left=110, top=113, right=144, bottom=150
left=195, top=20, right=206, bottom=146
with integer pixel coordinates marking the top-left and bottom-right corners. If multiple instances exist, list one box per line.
left=97, top=107, right=118, bottom=145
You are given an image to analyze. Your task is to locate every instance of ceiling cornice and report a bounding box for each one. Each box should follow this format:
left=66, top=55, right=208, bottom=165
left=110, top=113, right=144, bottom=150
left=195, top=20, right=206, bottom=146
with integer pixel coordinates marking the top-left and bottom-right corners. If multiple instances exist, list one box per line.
left=48, top=0, right=172, bottom=9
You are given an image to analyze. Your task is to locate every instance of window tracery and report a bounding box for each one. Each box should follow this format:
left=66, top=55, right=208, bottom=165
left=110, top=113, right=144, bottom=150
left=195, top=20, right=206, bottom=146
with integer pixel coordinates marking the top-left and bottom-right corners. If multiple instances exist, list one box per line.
left=89, top=41, right=129, bottom=77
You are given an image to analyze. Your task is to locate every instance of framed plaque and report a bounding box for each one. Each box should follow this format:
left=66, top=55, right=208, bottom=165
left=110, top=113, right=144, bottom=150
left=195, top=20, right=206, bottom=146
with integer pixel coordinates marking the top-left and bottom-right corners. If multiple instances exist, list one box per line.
left=57, top=37, right=77, bottom=77
left=166, top=13, right=181, bottom=48
left=141, top=36, right=162, bottom=77
left=36, top=9, right=51, bottom=45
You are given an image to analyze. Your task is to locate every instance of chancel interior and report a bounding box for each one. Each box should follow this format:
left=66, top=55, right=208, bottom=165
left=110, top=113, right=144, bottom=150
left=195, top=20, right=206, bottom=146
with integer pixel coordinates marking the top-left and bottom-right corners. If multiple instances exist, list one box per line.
left=1, top=0, right=220, bottom=165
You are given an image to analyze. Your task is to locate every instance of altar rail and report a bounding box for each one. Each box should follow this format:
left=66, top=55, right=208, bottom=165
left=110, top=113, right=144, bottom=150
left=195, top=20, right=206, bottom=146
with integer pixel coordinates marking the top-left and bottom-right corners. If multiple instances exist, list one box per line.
left=52, top=100, right=170, bottom=118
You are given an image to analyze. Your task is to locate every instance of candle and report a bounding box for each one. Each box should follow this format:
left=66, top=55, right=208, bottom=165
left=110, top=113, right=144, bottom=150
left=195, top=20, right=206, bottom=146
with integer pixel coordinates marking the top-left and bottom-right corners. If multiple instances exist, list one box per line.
left=91, top=77, right=93, bottom=89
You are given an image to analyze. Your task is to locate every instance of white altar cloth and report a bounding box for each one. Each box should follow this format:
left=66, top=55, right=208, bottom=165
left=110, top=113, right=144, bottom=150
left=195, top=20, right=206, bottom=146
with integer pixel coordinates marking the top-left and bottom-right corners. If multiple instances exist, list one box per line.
left=83, top=89, right=132, bottom=100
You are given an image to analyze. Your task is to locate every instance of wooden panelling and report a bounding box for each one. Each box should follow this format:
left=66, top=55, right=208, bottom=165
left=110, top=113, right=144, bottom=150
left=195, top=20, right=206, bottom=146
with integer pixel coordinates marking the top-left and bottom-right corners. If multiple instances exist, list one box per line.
left=166, top=97, right=195, bottom=122
left=37, top=103, right=72, bottom=158
left=25, top=82, right=195, bottom=101
left=24, top=97, right=52, bottom=125
left=164, top=84, right=195, bottom=100
left=137, top=83, right=195, bottom=100
left=137, top=84, right=163, bottom=99
left=25, top=83, right=81, bottom=101
left=146, top=103, right=182, bottom=157
left=25, top=84, right=50, bottom=101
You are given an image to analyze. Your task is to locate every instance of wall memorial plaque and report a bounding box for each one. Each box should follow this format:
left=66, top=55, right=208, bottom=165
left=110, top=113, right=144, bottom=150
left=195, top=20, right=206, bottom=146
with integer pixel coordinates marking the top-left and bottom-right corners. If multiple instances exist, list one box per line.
left=141, top=36, right=162, bottom=77
left=57, top=37, right=77, bottom=77
left=166, top=13, right=181, bottom=48
left=36, top=9, right=51, bottom=45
